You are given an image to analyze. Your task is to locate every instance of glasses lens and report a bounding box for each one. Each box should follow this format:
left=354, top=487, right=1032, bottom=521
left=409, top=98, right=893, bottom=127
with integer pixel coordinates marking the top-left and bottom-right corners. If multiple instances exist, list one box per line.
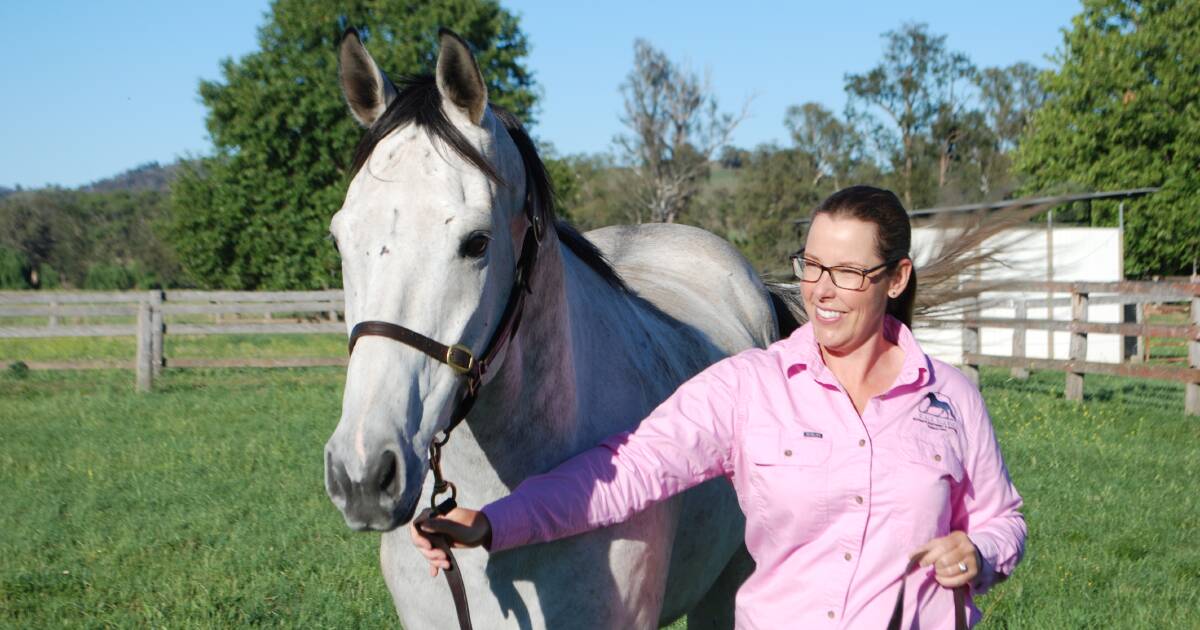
left=793, top=258, right=820, bottom=282
left=830, top=268, right=866, bottom=290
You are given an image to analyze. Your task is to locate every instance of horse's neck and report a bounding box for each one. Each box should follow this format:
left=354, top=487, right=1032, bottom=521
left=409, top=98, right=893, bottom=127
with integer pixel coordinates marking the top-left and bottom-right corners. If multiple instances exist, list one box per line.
left=449, top=230, right=692, bottom=494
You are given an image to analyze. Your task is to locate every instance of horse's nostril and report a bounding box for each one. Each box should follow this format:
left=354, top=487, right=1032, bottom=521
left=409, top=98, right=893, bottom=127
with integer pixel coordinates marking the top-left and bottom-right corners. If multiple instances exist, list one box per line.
left=378, top=449, right=399, bottom=496
left=325, top=449, right=349, bottom=506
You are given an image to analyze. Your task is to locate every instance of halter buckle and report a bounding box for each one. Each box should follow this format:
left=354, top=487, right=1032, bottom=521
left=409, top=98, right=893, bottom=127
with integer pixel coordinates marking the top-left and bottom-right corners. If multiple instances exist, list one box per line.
left=446, top=344, right=476, bottom=374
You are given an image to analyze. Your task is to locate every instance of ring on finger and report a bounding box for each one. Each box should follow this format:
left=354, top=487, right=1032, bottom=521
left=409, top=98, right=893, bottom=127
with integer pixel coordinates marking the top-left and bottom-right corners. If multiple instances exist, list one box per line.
left=957, top=561, right=969, bottom=574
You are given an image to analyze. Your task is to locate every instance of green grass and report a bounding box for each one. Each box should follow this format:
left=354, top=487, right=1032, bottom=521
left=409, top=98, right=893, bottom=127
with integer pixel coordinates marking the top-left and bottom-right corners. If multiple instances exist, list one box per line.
left=0, top=333, right=345, bottom=363
left=2, top=363, right=1198, bottom=628
left=0, top=367, right=393, bottom=627
left=971, top=369, right=1199, bottom=628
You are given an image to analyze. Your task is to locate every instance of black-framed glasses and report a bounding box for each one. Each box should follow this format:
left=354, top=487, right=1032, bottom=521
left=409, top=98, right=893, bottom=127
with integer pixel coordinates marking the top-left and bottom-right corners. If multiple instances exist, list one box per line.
left=789, top=249, right=899, bottom=291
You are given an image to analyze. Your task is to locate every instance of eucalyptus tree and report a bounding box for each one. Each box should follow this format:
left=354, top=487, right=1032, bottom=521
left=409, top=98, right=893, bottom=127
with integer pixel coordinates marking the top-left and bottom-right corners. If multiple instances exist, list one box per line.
left=616, top=39, right=747, bottom=224
left=844, top=23, right=974, bottom=208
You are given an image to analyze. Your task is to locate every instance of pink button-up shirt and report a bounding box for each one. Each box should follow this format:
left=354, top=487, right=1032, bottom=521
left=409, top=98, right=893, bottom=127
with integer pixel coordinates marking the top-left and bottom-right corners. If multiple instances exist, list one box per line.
left=483, top=318, right=1025, bottom=629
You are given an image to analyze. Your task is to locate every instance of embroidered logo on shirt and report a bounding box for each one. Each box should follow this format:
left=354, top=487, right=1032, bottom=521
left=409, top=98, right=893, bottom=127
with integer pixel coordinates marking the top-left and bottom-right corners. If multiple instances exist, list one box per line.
left=803, top=431, right=823, bottom=439
left=913, top=392, right=960, bottom=432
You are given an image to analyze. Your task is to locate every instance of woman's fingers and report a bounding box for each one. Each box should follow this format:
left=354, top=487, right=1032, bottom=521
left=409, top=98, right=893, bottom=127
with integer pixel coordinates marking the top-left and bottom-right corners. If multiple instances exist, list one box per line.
left=409, top=507, right=492, bottom=578
left=910, top=531, right=979, bottom=588
left=409, top=521, right=432, bottom=550
left=409, top=520, right=452, bottom=577
left=417, top=507, right=491, bottom=549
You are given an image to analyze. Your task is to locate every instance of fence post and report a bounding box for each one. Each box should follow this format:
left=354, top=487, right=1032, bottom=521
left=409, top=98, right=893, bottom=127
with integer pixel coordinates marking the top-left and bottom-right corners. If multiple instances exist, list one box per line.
left=136, top=300, right=154, bottom=392
left=1136, top=302, right=1148, bottom=362
left=150, top=290, right=165, bottom=377
left=1011, top=298, right=1028, bottom=379
left=48, top=298, right=59, bottom=327
left=962, top=298, right=981, bottom=387
left=1065, top=290, right=1089, bottom=402
left=1187, top=296, right=1199, bottom=416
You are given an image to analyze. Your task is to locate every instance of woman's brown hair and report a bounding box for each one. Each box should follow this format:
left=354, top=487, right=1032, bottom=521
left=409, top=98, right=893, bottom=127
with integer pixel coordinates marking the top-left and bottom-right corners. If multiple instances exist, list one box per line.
left=812, top=185, right=915, bottom=327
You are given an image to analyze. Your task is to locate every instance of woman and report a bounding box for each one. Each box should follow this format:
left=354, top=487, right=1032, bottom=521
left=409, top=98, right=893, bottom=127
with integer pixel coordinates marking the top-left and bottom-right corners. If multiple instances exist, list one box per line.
left=412, top=185, right=1026, bottom=628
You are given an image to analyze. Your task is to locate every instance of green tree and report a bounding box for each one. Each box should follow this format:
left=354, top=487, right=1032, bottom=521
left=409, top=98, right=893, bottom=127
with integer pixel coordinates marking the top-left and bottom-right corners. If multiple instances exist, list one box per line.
left=170, top=0, right=537, bottom=289
left=845, top=23, right=975, bottom=208
left=0, top=188, right=176, bottom=289
left=784, top=102, right=863, bottom=190
left=1016, top=0, right=1200, bottom=276
left=0, top=245, right=30, bottom=289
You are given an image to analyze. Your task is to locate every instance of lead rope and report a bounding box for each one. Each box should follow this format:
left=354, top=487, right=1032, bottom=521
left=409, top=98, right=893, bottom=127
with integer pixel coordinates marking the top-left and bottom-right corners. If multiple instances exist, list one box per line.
left=886, top=562, right=968, bottom=630
left=413, top=431, right=473, bottom=630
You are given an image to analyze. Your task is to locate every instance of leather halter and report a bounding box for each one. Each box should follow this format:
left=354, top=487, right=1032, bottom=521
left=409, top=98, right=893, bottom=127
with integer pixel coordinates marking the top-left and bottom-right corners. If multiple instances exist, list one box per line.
left=345, top=182, right=544, bottom=630
left=346, top=188, right=545, bottom=442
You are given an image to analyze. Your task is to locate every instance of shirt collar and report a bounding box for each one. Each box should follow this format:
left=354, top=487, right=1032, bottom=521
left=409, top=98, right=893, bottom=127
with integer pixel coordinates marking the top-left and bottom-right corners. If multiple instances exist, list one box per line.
left=783, top=315, right=929, bottom=390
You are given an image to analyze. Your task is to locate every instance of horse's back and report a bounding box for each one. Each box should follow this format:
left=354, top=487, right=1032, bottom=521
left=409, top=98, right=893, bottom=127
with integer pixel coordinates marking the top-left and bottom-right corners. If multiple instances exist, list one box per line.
left=585, top=223, right=777, bottom=354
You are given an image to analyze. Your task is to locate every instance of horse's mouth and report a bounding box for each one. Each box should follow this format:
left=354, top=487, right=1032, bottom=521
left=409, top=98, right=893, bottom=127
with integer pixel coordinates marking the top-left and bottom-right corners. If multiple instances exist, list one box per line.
left=342, top=500, right=417, bottom=532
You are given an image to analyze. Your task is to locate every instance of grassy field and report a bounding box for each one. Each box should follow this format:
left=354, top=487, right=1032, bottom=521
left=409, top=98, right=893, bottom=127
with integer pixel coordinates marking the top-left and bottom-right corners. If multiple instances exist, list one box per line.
left=2, top=351, right=1198, bottom=627
left=0, top=332, right=346, bottom=363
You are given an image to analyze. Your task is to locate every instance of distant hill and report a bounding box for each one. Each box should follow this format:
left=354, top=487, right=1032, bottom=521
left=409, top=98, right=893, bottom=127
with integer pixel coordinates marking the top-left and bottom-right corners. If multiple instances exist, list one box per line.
left=0, top=186, right=16, bottom=200
left=83, top=161, right=180, bottom=193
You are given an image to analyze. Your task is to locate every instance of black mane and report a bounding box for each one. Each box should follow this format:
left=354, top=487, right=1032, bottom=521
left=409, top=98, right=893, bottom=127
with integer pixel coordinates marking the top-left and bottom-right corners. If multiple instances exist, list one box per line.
left=351, top=75, right=627, bottom=292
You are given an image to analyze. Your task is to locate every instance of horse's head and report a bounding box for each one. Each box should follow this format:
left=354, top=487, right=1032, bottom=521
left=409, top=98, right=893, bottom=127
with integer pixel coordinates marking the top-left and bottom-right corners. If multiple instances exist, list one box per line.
left=324, top=28, right=536, bottom=531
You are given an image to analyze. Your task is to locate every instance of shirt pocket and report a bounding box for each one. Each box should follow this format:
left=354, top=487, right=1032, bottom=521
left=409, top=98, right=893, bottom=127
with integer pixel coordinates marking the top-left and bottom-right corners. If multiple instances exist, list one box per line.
left=900, top=430, right=964, bottom=483
left=744, top=428, right=832, bottom=545
left=894, top=427, right=964, bottom=538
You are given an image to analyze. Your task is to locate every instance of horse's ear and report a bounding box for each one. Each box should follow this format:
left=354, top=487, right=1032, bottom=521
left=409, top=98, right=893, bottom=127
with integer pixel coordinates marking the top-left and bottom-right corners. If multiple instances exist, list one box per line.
left=435, top=28, right=488, bottom=125
left=338, top=28, right=398, bottom=127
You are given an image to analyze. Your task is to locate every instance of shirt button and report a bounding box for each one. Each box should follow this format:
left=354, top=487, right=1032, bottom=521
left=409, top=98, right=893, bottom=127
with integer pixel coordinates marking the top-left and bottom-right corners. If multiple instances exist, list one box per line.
left=827, top=611, right=836, bottom=619
left=858, top=439, right=866, bottom=447
left=784, top=449, right=793, bottom=457
left=855, top=495, right=864, bottom=505
left=934, top=454, right=943, bottom=462
left=844, top=552, right=852, bottom=561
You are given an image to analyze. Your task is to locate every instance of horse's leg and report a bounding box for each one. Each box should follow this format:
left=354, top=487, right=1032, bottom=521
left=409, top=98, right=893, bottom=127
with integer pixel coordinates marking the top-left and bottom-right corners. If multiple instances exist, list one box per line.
left=685, top=544, right=755, bottom=630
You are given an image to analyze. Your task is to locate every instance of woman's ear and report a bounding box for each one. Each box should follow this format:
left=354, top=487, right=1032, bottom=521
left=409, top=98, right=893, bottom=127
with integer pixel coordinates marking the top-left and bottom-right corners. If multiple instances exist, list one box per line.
left=888, top=258, right=913, bottom=298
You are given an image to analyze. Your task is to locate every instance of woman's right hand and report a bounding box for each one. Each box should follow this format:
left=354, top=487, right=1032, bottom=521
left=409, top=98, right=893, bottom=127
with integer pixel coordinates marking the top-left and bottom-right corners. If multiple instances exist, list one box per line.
left=409, top=507, right=492, bottom=577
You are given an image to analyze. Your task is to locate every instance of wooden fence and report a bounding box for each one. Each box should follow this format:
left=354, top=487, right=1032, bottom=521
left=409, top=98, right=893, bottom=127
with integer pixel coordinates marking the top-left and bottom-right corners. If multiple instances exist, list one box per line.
left=0, top=290, right=346, bottom=391
left=5, top=283, right=1199, bottom=413
left=924, top=280, right=1200, bottom=415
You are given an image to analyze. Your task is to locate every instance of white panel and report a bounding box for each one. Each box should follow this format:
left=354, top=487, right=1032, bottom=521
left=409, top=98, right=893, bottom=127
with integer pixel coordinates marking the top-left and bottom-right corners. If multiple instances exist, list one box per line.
left=911, top=226, right=1124, bottom=365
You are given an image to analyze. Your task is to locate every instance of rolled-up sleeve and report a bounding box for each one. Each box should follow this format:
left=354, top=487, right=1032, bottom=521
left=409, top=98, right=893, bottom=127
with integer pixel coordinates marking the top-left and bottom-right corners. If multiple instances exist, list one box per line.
left=953, top=390, right=1027, bottom=594
left=483, top=355, right=742, bottom=552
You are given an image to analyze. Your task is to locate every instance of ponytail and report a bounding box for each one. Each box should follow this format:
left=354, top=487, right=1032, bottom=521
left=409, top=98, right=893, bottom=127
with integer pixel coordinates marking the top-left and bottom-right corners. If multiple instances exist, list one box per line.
left=887, top=266, right=916, bottom=329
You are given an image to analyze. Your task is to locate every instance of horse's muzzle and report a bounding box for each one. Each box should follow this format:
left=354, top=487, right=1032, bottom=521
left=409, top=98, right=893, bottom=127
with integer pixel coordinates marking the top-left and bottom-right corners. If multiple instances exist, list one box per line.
left=324, top=446, right=414, bottom=531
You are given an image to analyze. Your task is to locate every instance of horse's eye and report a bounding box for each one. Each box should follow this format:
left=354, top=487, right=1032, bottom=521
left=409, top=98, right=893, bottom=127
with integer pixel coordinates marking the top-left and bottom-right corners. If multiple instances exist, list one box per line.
left=461, top=233, right=491, bottom=258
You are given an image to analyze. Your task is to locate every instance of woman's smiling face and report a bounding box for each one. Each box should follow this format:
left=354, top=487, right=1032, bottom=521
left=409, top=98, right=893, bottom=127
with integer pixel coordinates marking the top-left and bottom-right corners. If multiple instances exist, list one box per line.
left=800, top=213, right=911, bottom=355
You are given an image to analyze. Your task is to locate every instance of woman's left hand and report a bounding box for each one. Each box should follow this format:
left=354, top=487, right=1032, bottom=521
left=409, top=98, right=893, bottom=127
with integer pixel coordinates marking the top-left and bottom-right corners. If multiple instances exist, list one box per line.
left=910, top=531, right=982, bottom=588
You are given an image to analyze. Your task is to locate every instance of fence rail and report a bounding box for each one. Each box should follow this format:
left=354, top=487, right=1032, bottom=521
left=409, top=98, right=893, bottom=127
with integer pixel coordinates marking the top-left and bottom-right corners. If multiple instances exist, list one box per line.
left=936, top=280, right=1200, bottom=415
left=0, top=290, right=346, bottom=391
left=4, top=284, right=1198, bottom=412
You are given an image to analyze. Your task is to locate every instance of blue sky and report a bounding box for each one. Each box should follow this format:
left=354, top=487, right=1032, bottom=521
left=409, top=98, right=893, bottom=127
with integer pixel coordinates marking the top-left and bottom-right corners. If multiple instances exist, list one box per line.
left=0, top=1, right=1081, bottom=189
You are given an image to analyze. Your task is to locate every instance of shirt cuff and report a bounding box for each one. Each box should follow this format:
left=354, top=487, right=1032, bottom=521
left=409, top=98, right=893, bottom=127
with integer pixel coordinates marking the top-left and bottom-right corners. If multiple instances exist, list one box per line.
left=481, top=497, right=526, bottom=553
left=967, top=533, right=1003, bottom=594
